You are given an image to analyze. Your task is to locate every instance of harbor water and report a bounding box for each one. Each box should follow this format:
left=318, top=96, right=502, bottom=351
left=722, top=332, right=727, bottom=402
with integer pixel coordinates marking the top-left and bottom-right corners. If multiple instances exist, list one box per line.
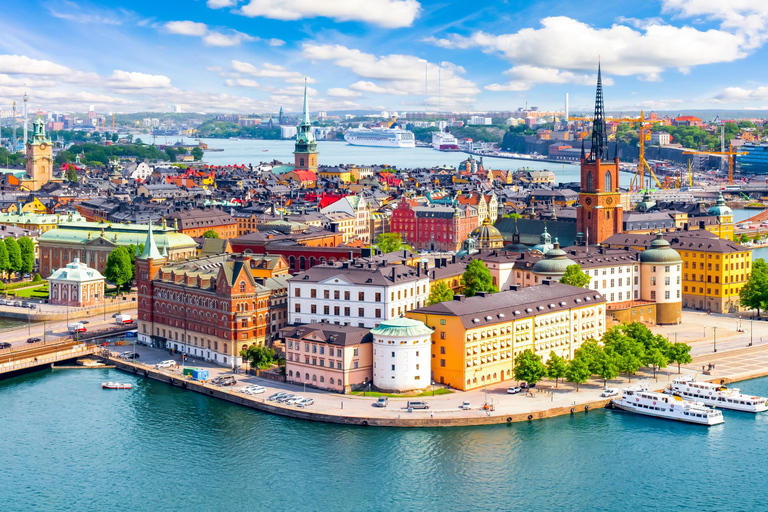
left=2, top=368, right=768, bottom=511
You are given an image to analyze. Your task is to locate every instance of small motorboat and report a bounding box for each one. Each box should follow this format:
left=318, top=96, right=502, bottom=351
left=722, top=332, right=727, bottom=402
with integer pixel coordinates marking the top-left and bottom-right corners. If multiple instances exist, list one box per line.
left=102, top=382, right=132, bottom=390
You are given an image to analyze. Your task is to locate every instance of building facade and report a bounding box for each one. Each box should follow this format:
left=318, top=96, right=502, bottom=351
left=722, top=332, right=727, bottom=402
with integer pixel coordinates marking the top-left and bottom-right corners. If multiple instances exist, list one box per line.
left=22, top=117, right=53, bottom=191
left=164, top=208, right=238, bottom=239
left=391, top=199, right=477, bottom=252
left=371, top=318, right=433, bottom=392
left=48, top=258, right=105, bottom=307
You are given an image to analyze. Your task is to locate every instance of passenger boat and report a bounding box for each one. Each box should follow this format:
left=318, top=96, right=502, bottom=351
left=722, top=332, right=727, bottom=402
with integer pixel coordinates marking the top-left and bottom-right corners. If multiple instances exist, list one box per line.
left=668, top=376, right=768, bottom=413
left=102, top=382, right=132, bottom=390
left=612, top=385, right=724, bottom=425
left=344, top=128, right=416, bottom=148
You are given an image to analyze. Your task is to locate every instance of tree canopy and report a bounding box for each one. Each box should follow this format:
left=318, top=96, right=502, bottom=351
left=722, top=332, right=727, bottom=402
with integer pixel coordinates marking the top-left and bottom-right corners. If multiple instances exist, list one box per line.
left=202, top=229, right=220, bottom=239
left=513, top=349, right=548, bottom=386
left=240, top=345, right=276, bottom=369
left=560, top=264, right=591, bottom=288
left=565, top=357, right=591, bottom=391
left=105, top=247, right=133, bottom=293
left=426, top=281, right=454, bottom=305
left=461, top=260, right=498, bottom=297
left=375, top=233, right=410, bottom=254
left=545, top=351, right=568, bottom=387
left=740, top=258, right=768, bottom=316
left=666, top=342, right=693, bottom=373
left=4, top=238, right=21, bottom=273
left=18, top=237, right=34, bottom=274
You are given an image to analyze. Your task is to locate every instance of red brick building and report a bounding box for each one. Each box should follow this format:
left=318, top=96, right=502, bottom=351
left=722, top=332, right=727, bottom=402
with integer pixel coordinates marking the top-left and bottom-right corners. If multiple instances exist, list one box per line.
left=390, top=198, right=477, bottom=252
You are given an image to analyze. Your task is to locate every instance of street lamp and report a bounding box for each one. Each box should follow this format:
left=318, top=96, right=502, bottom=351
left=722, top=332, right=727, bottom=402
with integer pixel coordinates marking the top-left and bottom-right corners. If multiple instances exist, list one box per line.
left=750, top=319, right=753, bottom=347
left=713, top=326, right=717, bottom=353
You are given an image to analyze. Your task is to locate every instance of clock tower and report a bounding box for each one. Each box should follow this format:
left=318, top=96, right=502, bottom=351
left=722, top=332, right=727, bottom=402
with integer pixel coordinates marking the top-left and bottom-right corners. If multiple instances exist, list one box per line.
left=24, top=116, right=53, bottom=191
left=577, top=63, right=622, bottom=245
left=294, top=77, right=318, bottom=173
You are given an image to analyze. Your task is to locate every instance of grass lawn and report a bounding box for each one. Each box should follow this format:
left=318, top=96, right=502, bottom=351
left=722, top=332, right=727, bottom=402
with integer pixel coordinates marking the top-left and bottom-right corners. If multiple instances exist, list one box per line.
left=350, top=388, right=454, bottom=398
left=12, top=285, right=49, bottom=299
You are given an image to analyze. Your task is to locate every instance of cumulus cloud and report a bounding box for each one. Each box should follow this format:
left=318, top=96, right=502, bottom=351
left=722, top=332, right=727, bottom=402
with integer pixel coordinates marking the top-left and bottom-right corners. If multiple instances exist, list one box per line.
left=0, top=54, right=73, bottom=75
left=327, top=87, right=362, bottom=98
left=207, top=0, right=238, bottom=7
left=225, top=78, right=261, bottom=88
left=106, top=70, right=173, bottom=89
left=713, top=86, right=768, bottom=103
left=203, top=31, right=255, bottom=46
left=237, top=0, right=421, bottom=28
left=485, top=65, right=613, bottom=91
left=163, top=20, right=255, bottom=46
left=230, top=60, right=309, bottom=83
left=164, top=20, right=208, bottom=36
left=661, top=0, right=768, bottom=49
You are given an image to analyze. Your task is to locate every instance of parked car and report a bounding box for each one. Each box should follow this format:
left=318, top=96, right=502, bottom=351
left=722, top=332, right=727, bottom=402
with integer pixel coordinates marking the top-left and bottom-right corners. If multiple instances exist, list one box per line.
left=507, top=386, right=522, bottom=394
left=277, top=394, right=296, bottom=404
left=22, top=273, right=30, bottom=279
left=297, top=398, right=314, bottom=408
left=458, top=401, right=472, bottom=410
left=600, top=388, right=619, bottom=398
left=406, top=400, right=429, bottom=410
left=372, top=397, right=388, bottom=408
left=26, top=337, right=41, bottom=343
left=218, top=376, right=236, bottom=386
left=0, top=342, right=12, bottom=349
left=21, top=301, right=29, bottom=308
left=122, top=353, right=140, bottom=360
left=155, top=360, right=177, bottom=369
left=242, top=385, right=265, bottom=395
left=285, top=396, right=304, bottom=405
left=268, top=392, right=288, bottom=402
left=80, top=321, right=90, bottom=324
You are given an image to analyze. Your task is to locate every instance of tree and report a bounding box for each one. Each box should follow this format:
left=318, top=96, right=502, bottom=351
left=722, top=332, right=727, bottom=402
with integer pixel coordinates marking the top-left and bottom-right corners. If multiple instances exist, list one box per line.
left=573, top=339, right=603, bottom=374
left=191, top=147, right=204, bottom=160
left=17, top=237, right=34, bottom=274
left=545, top=351, right=567, bottom=387
left=104, top=247, right=132, bottom=294
left=565, top=357, right=591, bottom=391
left=645, top=346, right=668, bottom=381
left=0, top=242, right=8, bottom=274
left=202, top=229, right=220, bottom=239
left=667, top=342, right=693, bottom=374
left=740, top=259, right=768, bottom=317
left=461, top=259, right=498, bottom=297
left=621, top=322, right=656, bottom=349
left=739, top=233, right=750, bottom=244
left=126, top=243, right=144, bottom=281
left=32, top=273, right=42, bottom=282
left=111, top=133, right=119, bottom=143
left=240, top=345, right=276, bottom=369
left=513, top=349, right=548, bottom=386
left=560, top=264, right=591, bottom=288
left=66, top=166, right=78, bottom=183
left=426, top=281, right=454, bottom=305
left=135, top=138, right=143, bottom=145
left=594, top=350, right=619, bottom=388
left=4, top=238, right=21, bottom=273
left=603, top=327, right=644, bottom=381
left=375, top=233, right=409, bottom=253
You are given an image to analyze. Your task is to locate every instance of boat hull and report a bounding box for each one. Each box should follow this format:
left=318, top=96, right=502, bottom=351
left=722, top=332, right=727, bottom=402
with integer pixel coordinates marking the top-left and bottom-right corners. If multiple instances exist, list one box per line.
left=672, top=391, right=768, bottom=413
left=612, top=401, right=723, bottom=425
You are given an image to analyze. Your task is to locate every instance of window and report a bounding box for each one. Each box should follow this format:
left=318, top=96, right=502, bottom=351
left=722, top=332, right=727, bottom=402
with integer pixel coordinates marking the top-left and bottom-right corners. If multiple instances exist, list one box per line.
left=440, top=319, right=446, bottom=325
left=440, top=359, right=446, bottom=367
left=311, top=304, right=317, bottom=314
left=239, top=281, right=246, bottom=293
left=294, top=304, right=301, bottom=313
left=440, top=332, right=446, bottom=340
left=310, top=289, right=317, bottom=298
left=337, top=349, right=342, bottom=357
left=334, top=306, right=340, bottom=315
left=353, top=361, right=359, bottom=369
left=358, top=292, right=364, bottom=301
left=604, top=170, right=612, bottom=191
left=324, top=290, right=330, bottom=299
left=665, top=290, right=670, bottom=300
left=651, top=277, right=656, bottom=286
left=586, top=171, right=593, bottom=192
left=294, top=288, right=301, bottom=297
left=665, top=277, right=670, bottom=286
left=344, top=307, right=350, bottom=316
left=324, top=305, right=330, bottom=314
left=440, top=346, right=446, bottom=354
left=344, top=291, right=350, bottom=300
left=375, top=309, right=382, bottom=318
left=334, top=290, right=340, bottom=300
left=375, top=293, right=382, bottom=302
left=358, top=307, right=364, bottom=317
left=651, top=291, right=656, bottom=300
left=391, top=364, right=395, bottom=371
left=354, top=348, right=359, bottom=356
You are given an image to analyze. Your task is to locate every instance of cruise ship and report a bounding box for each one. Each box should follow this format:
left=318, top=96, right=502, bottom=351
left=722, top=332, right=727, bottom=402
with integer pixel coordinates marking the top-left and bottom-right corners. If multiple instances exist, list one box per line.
left=668, top=376, right=768, bottom=413
left=612, top=385, right=724, bottom=425
left=432, top=131, right=459, bottom=151
left=344, top=128, right=415, bottom=148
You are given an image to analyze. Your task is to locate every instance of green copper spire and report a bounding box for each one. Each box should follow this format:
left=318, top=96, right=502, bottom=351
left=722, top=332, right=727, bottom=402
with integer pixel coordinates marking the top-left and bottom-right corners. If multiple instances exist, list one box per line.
left=302, top=76, right=310, bottom=125
left=32, top=116, right=50, bottom=145
left=294, top=76, right=317, bottom=154
left=139, top=222, right=163, bottom=260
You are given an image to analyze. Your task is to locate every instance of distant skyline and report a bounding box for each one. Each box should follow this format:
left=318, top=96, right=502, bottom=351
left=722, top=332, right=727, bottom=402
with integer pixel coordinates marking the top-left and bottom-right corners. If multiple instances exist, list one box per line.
left=3, top=1, right=768, bottom=114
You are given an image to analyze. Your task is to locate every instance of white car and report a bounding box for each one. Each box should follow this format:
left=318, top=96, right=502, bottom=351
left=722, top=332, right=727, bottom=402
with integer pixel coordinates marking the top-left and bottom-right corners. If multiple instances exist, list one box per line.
left=285, top=396, right=304, bottom=406
left=242, top=385, right=266, bottom=395
left=297, top=398, right=314, bottom=408
left=155, top=360, right=177, bottom=369
left=458, top=401, right=471, bottom=410
left=600, top=388, right=619, bottom=397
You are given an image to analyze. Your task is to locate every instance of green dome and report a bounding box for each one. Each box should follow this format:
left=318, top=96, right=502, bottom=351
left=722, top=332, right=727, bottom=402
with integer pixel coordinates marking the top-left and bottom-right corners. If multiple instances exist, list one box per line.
left=708, top=191, right=732, bottom=217
left=469, top=217, right=504, bottom=249
left=531, top=225, right=554, bottom=254
left=371, top=318, right=433, bottom=337
left=640, top=233, right=682, bottom=264
left=532, top=240, right=576, bottom=276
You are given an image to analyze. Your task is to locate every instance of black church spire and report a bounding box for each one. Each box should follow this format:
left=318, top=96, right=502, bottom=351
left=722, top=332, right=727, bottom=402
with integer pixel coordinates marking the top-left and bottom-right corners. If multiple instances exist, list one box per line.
left=587, top=62, right=607, bottom=163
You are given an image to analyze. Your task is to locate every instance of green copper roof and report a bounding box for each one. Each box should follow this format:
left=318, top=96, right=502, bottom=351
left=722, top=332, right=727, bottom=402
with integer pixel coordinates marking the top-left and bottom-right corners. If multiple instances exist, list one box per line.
left=371, top=318, right=433, bottom=338
left=139, top=223, right=163, bottom=260
left=640, top=233, right=682, bottom=264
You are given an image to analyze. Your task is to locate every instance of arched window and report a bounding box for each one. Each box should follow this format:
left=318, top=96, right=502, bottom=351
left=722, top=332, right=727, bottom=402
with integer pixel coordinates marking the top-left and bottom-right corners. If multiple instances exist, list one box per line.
left=300, top=158, right=305, bottom=167
left=586, top=171, right=593, bottom=192
left=330, top=378, right=335, bottom=385
left=604, top=170, right=612, bottom=192
left=240, top=282, right=246, bottom=293
left=312, top=374, right=317, bottom=382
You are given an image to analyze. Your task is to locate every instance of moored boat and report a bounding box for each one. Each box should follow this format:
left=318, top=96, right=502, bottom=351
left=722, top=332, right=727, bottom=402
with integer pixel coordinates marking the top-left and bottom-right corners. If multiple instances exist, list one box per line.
left=102, top=382, right=132, bottom=390
left=612, top=385, right=724, bottom=425
left=668, top=376, right=768, bottom=413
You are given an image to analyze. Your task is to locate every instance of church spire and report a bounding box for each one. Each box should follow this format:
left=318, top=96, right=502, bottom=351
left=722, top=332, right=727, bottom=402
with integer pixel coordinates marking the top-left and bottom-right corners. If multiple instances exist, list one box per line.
left=587, top=61, right=607, bottom=162
left=139, top=222, right=163, bottom=260
left=302, top=76, right=310, bottom=125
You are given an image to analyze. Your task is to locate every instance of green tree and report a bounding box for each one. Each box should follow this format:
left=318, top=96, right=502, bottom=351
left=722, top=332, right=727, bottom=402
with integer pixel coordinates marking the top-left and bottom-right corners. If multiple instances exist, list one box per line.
left=426, top=281, right=454, bottom=305
left=603, top=327, right=644, bottom=381
left=17, top=237, right=34, bottom=274
left=461, top=260, right=498, bottom=297
left=504, top=212, right=522, bottom=219
left=126, top=243, right=145, bottom=281
left=111, top=133, right=119, bottom=143
left=0, top=242, right=8, bottom=273
left=202, top=229, right=220, bottom=239
left=375, top=233, right=409, bottom=253
left=740, top=259, right=768, bottom=316
left=66, top=166, right=78, bottom=183
left=621, top=322, right=656, bottom=349
left=4, top=238, right=21, bottom=273
left=739, top=233, right=750, bottom=244
left=667, top=342, right=693, bottom=374
left=565, top=357, right=591, bottom=391
left=32, top=273, right=42, bottom=282
left=513, top=349, right=548, bottom=386
left=573, top=339, right=603, bottom=374
left=545, top=351, right=568, bottom=388
left=644, top=346, right=669, bottom=380
left=560, top=264, right=591, bottom=288
left=240, top=345, right=276, bottom=369
left=595, top=350, right=619, bottom=388
left=104, top=247, right=132, bottom=294
left=191, top=147, right=204, bottom=160
left=135, top=138, right=143, bottom=145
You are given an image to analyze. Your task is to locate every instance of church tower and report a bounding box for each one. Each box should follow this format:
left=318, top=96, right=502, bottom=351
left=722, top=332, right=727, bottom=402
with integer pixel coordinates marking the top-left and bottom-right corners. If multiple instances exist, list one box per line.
left=577, top=63, right=622, bottom=244
left=24, top=116, right=53, bottom=191
left=136, top=223, right=167, bottom=347
left=294, top=77, right=318, bottom=173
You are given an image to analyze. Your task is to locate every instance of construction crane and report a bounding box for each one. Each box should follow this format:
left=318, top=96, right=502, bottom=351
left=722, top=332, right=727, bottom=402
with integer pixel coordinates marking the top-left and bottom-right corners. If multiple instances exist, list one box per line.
left=682, top=145, right=746, bottom=185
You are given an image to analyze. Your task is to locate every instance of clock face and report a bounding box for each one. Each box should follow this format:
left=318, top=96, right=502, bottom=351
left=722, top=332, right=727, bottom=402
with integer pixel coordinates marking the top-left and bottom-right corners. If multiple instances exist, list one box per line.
left=39, top=142, right=47, bottom=150
left=606, top=197, right=613, bottom=205
left=585, top=197, right=592, bottom=205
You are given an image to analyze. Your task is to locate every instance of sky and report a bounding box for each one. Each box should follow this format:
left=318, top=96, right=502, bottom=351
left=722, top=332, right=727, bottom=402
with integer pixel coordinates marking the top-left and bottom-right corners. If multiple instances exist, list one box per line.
left=3, top=0, right=768, bottom=115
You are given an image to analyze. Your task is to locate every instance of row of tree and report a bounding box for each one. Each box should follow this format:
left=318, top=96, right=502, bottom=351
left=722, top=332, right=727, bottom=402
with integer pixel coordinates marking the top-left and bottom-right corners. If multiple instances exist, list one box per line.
left=512, top=323, right=693, bottom=391
left=0, top=237, right=35, bottom=276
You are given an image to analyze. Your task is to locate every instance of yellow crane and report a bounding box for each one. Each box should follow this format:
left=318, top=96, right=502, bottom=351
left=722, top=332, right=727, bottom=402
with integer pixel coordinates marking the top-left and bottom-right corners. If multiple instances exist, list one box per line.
left=682, top=145, right=746, bottom=185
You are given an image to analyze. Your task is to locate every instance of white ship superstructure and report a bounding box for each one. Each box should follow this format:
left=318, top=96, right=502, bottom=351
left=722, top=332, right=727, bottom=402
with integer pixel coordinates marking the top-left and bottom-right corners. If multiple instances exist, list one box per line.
left=344, top=128, right=415, bottom=148
left=669, top=376, right=768, bottom=413
left=612, top=385, right=724, bottom=425
left=432, top=131, right=459, bottom=151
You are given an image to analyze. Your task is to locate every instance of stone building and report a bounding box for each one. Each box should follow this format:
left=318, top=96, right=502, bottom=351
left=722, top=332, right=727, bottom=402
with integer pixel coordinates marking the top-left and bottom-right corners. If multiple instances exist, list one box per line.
left=48, top=258, right=105, bottom=307
left=371, top=318, right=433, bottom=392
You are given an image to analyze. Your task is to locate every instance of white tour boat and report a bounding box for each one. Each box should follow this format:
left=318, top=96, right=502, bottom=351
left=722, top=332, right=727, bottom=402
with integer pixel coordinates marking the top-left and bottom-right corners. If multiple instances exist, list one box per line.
left=612, top=385, right=724, bottom=426
left=102, top=382, right=132, bottom=390
left=344, top=128, right=415, bottom=148
left=668, top=376, right=768, bottom=413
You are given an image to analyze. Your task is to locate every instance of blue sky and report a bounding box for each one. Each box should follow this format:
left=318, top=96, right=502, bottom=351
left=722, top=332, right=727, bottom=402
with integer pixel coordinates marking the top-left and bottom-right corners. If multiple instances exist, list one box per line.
left=2, top=0, right=768, bottom=114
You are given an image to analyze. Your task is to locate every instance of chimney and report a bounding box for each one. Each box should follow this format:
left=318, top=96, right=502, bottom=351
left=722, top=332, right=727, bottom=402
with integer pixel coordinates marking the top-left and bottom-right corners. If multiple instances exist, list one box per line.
left=509, top=285, right=520, bottom=291
left=476, top=291, right=490, bottom=298
left=454, top=294, right=466, bottom=302
left=543, top=279, right=553, bottom=286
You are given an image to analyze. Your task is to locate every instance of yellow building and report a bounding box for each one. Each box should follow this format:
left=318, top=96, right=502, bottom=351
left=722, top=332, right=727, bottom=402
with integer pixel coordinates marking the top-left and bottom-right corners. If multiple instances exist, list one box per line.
left=406, top=282, right=606, bottom=390
left=319, top=168, right=352, bottom=183
left=605, top=230, right=751, bottom=313
left=20, top=117, right=53, bottom=192
left=0, top=210, right=86, bottom=233
left=6, top=198, right=48, bottom=214
left=702, top=192, right=734, bottom=241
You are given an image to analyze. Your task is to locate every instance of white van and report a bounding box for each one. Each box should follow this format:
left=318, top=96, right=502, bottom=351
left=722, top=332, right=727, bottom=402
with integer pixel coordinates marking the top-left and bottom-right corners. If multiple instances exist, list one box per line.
left=68, top=323, right=87, bottom=334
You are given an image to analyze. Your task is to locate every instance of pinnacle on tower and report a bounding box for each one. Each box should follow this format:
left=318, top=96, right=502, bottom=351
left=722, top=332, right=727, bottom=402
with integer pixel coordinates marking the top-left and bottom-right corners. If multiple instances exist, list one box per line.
left=139, top=222, right=163, bottom=260
left=587, top=61, right=607, bottom=163
left=302, top=76, right=310, bottom=125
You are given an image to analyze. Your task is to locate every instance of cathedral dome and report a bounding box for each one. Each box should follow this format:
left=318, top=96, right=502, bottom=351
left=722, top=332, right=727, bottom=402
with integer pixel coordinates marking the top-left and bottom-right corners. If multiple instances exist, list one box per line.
left=708, top=191, right=733, bottom=217
left=531, top=226, right=554, bottom=254
left=640, top=233, right=682, bottom=264
left=469, top=217, right=504, bottom=249
left=532, top=240, right=576, bottom=277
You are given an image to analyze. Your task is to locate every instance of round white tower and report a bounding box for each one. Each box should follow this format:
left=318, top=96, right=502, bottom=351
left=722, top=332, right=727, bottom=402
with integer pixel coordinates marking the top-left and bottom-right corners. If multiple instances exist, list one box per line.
left=640, top=233, right=682, bottom=324
left=371, top=318, right=433, bottom=392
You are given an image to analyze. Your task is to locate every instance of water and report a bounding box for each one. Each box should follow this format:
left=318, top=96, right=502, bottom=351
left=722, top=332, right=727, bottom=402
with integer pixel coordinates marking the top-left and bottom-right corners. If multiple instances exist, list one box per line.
left=2, top=369, right=768, bottom=511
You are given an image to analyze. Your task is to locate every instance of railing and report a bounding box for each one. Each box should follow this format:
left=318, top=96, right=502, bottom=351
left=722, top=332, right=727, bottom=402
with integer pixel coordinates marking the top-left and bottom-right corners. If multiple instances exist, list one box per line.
left=0, top=344, right=95, bottom=373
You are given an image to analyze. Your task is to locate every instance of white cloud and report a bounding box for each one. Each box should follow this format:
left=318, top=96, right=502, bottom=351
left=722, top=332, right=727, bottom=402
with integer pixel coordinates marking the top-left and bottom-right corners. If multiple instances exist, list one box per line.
left=301, top=43, right=479, bottom=106
left=203, top=31, right=255, bottom=46
left=107, top=70, right=173, bottom=89
left=0, top=54, right=73, bottom=75
left=164, top=20, right=208, bottom=37
left=267, top=38, right=285, bottom=47
left=636, top=99, right=684, bottom=109
left=485, top=65, right=613, bottom=91
left=207, top=0, right=239, bottom=7
left=237, top=0, right=421, bottom=28
left=713, top=86, right=768, bottom=103
left=225, top=78, right=261, bottom=88
left=230, top=60, right=309, bottom=82
left=661, top=1, right=768, bottom=49
left=327, top=87, right=362, bottom=98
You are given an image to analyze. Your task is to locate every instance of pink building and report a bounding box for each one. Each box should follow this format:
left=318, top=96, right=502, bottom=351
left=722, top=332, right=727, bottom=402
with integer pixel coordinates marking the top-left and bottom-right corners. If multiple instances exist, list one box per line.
left=48, top=258, right=105, bottom=307
left=282, top=323, right=372, bottom=394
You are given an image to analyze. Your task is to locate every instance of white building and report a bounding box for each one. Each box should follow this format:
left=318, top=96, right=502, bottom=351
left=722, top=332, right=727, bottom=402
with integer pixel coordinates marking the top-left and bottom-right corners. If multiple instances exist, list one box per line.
left=371, top=318, right=433, bottom=392
left=320, top=194, right=370, bottom=244
left=650, top=132, right=671, bottom=145
left=280, top=126, right=298, bottom=139
left=469, top=116, right=492, bottom=125
left=289, top=260, right=430, bottom=328
left=48, top=258, right=105, bottom=307
left=639, top=233, right=683, bottom=324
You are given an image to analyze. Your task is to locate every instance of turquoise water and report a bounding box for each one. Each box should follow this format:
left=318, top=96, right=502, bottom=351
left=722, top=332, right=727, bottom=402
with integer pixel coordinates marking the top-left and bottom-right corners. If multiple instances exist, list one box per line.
left=2, top=369, right=768, bottom=511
